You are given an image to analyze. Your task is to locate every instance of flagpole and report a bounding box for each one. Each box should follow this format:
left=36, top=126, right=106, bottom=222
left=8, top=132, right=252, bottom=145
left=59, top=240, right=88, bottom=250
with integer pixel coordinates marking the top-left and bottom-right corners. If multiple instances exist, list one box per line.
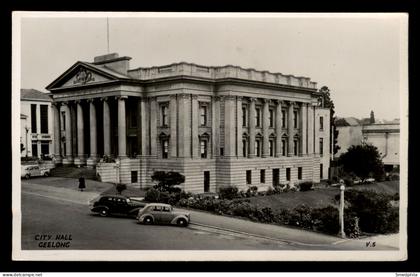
left=106, top=17, right=110, bottom=53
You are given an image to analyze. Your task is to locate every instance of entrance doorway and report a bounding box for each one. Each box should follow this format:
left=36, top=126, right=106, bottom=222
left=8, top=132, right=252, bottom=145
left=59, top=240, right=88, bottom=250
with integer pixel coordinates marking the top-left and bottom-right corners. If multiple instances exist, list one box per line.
left=204, top=171, right=210, bottom=192
left=272, top=168, right=279, bottom=186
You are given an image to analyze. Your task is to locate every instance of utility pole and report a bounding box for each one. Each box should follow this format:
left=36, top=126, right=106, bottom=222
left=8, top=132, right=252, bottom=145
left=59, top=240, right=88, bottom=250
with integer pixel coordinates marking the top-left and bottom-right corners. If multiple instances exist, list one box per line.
left=339, top=184, right=346, bottom=238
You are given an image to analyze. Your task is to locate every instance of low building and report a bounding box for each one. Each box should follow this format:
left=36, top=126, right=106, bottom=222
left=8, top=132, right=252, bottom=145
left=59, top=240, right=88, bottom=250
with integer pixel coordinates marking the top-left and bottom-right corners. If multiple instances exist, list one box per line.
left=46, top=53, right=330, bottom=193
left=335, top=117, right=363, bottom=157
left=20, top=89, right=54, bottom=158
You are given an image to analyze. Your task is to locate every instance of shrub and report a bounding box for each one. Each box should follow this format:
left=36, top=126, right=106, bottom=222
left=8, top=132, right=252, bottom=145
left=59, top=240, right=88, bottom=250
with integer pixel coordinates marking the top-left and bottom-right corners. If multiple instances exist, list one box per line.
left=246, top=186, right=259, bottom=197
left=116, top=183, right=127, bottom=195
left=298, top=181, right=314, bottom=192
left=101, top=155, right=115, bottom=163
left=265, top=186, right=276, bottom=196
left=145, top=187, right=160, bottom=202
left=218, top=185, right=239, bottom=200
left=311, top=206, right=339, bottom=235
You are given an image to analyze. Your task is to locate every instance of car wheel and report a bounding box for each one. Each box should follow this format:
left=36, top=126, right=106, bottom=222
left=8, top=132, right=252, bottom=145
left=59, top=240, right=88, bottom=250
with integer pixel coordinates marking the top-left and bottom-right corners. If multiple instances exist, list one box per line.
left=177, top=218, right=188, bottom=227
left=25, top=174, right=30, bottom=179
left=143, top=216, right=153, bottom=225
left=99, top=209, right=108, bottom=217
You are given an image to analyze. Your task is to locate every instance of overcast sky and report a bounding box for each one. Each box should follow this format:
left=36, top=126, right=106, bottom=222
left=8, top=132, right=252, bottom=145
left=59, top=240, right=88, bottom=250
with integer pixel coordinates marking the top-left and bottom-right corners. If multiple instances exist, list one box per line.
left=18, top=13, right=406, bottom=120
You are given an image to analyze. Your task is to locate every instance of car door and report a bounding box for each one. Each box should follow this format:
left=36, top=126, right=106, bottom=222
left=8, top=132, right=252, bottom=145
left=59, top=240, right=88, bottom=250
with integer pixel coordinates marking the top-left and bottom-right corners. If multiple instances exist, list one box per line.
left=160, top=206, right=175, bottom=224
left=31, top=166, right=41, bottom=177
left=151, top=205, right=164, bottom=223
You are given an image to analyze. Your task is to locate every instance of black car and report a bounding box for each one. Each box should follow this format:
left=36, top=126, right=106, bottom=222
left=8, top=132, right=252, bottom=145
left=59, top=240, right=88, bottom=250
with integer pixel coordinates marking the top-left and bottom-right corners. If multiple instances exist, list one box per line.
left=90, top=195, right=146, bottom=217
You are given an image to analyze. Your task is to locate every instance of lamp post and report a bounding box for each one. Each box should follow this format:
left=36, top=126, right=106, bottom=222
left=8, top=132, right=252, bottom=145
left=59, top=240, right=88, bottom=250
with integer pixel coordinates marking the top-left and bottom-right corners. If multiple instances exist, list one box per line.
left=24, top=126, right=29, bottom=157
left=339, top=184, right=346, bottom=238
left=115, top=159, right=120, bottom=184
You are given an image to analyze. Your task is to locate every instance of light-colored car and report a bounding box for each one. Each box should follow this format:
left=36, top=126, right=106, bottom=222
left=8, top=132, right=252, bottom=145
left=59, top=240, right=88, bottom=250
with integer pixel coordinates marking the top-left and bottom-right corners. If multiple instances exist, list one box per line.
left=21, top=165, right=50, bottom=179
left=137, top=203, right=190, bottom=227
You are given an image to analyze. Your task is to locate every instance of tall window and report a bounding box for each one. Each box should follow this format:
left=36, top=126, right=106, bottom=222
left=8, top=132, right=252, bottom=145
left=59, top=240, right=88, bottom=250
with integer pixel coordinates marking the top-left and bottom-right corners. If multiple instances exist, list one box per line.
left=298, top=167, right=302, bottom=180
left=161, top=105, right=168, bottom=126
left=40, top=105, right=48, bottom=134
left=220, top=147, right=224, bottom=156
left=294, top=139, right=298, bottom=156
left=286, top=168, right=291, bottom=181
left=200, top=139, right=208, bottom=158
left=242, top=139, right=247, bottom=157
left=293, top=110, right=298, bottom=128
left=260, top=169, right=265, bottom=184
left=246, top=170, right=252, bottom=184
left=200, top=105, right=207, bottom=126
left=320, top=164, right=323, bottom=179
left=161, top=139, right=169, bottom=159
left=320, top=116, right=324, bottom=130
left=282, top=139, right=287, bottom=156
left=255, top=140, right=261, bottom=157
left=281, top=110, right=286, bottom=128
left=269, top=140, right=274, bottom=157
left=31, top=104, right=37, bottom=133
left=319, top=138, right=324, bottom=156
left=269, top=109, right=274, bottom=127
left=242, top=107, right=247, bottom=127
left=255, top=107, right=261, bottom=127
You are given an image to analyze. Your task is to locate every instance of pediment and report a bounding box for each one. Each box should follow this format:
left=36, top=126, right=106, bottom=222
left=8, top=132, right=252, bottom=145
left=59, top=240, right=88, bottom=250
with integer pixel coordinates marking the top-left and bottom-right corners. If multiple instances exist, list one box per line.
left=46, top=62, right=123, bottom=90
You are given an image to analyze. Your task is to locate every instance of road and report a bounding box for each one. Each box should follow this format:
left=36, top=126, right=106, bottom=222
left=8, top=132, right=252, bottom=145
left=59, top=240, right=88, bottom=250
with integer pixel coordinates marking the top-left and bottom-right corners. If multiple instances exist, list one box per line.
left=20, top=178, right=399, bottom=251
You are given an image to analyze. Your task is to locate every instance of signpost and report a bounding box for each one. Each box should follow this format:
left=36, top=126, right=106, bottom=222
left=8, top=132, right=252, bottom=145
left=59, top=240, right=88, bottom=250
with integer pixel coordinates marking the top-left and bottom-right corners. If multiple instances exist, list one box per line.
left=339, top=184, right=346, bottom=238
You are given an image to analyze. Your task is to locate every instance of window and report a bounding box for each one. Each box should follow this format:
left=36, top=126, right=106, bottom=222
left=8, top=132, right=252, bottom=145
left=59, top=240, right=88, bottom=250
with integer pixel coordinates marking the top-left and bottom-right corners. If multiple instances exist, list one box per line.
left=269, top=109, right=274, bottom=127
left=298, top=167, right=302, bottom=180
left=61, top=111, right=66, bottom=130
left=281, top=110, right=286, bottom=128
left=293, top=110, right=298, bottom=128
left=286, top=168, right=291, bottom=181
left=31, top=104, right=37, bottom=133
left=161, top=105, right=168, bottom=126
left=320, top=164, right=323, bottom=179
left=40, top=105, right=48, bottom=134
left=200, top=139, right=208, bottom=158
left=220, top=147, right=224, bottom=156
left=161, top=139, right=169, bottom=159
left=255, top=107, right=261, bottom=127
left=320, top=116, right=324, bottom=130
left=242, top=139, right=247, bottom=157
left=32, top=143, right=38, bottom=157
left=246, top=170, right=252, bottom=184
left=269, top=140, right=274, bottom=157
left=319, top=138, right=324, bottom=156
left=41, top=142, right=49, bottom=156
left=162, top=206, right=171, bottom=212
left=294, top=139, right=298, bottom=156
left=242, top=107, right=247, bottom=127
left=129, top=103, right=138, bottom=128
left=282, top=139, right=287, bottom=156
left=200, top=105, right=207, bottom=126
left=131, top=171, right=138, bottom=183
left=255, top=140, right=261, bottom=157
left=260, top=169, right=265, bottom=183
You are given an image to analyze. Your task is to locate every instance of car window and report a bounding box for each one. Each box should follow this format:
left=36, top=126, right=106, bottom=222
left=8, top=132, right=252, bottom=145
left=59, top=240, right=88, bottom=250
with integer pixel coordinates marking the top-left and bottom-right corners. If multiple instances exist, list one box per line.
left=153, top=206, right=162, bottom=211
left=162, top=206, right=171, bottom=212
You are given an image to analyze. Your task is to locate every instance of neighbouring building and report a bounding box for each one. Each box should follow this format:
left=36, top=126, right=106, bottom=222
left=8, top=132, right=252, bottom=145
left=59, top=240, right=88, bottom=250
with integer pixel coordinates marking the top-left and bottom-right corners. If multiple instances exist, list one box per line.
left=335, top=117, right=363, bottom=157
left=46, top=53, right=330, bottom=193
left=20, top=89, right=54, bottom=158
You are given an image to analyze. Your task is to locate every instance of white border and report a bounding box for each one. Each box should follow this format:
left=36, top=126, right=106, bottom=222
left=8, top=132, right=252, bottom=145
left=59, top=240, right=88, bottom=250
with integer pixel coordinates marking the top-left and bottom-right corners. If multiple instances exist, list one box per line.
left=11, top=11, right=409, bottom=261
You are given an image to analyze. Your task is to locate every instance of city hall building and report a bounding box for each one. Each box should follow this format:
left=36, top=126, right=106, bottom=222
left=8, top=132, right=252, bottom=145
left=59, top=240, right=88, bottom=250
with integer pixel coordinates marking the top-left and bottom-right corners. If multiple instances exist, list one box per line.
left=46, top=53, right=330, bottom=193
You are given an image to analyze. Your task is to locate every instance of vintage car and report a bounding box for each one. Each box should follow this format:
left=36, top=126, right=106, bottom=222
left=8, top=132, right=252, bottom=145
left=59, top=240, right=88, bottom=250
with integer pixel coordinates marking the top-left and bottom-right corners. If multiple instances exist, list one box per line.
left=90, top=195, right=146, bottom=217
left=137, top=203, right=190, bottom=227
left=21, top=165, right=50, bottom=179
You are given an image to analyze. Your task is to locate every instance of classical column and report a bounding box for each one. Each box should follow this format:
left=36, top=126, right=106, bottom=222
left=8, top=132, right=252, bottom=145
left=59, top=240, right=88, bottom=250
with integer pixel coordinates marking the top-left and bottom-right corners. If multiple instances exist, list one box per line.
left=307, top=103, right=314, bottom=155
left=236, top=96, right=243, bottom=158
left=36, top=104, right=41, bottom=158
left=213, top=96, right=220, bottom=157
left=102, top=97, right=111, bottom=156
left=287, top=101, right=295, bottom=156
left=169, top=94, right=178, bottom=158
left=248, top=98, right=256, bottom=158
left=117, top=96, right=128, bottom=158
left=301, top=102, right=307, bottom=156
left=149, top=96, right=157, bottom=157
left=52, top=103, right=62, bottom=164
left=74, top=100, right=85, bottom=165
left=178, top=93, right=191, bottom=158
left=87, top=99, right=97, bottom=166
left=191, top=95, right=199, bottom=158
left=224, top=95, right=236, bottom=157
left=140, top=98, right=149, bottom=156
left=71, top=104, right=77, bottom=158
left=275, top=100, right=283, bottom=157
left=62, top=102, right=73, bottom=164
left=262, top=99, right=270, bottom=158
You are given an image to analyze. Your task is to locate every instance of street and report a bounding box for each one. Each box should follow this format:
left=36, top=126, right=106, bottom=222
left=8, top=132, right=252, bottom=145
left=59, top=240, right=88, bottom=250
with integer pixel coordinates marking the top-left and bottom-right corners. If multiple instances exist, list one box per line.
left=20, top=178, right=399, bottom=251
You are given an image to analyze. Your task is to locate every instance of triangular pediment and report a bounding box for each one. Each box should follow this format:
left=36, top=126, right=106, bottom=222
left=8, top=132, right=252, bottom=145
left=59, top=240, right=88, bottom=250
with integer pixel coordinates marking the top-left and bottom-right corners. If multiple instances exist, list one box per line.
left=46, top=62, right=126, bottom=90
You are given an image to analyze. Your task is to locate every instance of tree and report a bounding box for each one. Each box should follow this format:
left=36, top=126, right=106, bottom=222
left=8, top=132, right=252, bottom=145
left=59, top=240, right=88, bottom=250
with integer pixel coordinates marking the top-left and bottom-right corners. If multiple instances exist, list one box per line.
left=151, top=171, right=185, bottom=193
left=319, top=86, right=340, bottom=155
left=338, top=144, right=385, bottom=181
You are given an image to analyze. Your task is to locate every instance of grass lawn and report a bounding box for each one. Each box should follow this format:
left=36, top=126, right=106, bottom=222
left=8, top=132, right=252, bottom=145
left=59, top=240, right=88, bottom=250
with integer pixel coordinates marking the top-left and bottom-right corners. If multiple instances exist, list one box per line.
left=248, top=180, right=399, bottom=213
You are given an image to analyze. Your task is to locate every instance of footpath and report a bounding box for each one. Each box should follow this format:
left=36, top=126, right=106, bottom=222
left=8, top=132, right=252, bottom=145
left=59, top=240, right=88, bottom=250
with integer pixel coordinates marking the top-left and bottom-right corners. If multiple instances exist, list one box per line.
left=21, top=177, right=400, bottom=249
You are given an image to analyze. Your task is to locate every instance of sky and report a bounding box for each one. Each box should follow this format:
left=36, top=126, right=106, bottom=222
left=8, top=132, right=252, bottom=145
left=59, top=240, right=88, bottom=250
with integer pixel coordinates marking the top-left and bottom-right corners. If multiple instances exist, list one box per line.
left=18, top=13, right=407, bottom=120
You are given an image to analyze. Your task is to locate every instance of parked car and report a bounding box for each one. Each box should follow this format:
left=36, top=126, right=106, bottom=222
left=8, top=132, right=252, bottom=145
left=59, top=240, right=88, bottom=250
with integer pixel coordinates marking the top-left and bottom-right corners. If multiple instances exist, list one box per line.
left=90, top=195, right=146, bottom=217
left=137, top=203, right=190, bottom=227
left=364, top=178, right=376, bottom=184
left=21, top=165, right=50, bottom=179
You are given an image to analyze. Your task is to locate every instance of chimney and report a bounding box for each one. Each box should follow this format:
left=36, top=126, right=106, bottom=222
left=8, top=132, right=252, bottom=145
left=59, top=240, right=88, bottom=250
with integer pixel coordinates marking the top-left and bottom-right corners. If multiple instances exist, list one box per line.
left=370, top=110, right=375, bottom=124
left=93, top=53, right=132, bottom=75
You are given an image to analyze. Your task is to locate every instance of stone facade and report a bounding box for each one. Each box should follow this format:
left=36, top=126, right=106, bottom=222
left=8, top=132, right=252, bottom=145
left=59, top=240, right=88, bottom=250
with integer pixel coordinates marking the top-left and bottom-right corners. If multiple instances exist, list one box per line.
left=47, top=53, right=330, bottom=193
